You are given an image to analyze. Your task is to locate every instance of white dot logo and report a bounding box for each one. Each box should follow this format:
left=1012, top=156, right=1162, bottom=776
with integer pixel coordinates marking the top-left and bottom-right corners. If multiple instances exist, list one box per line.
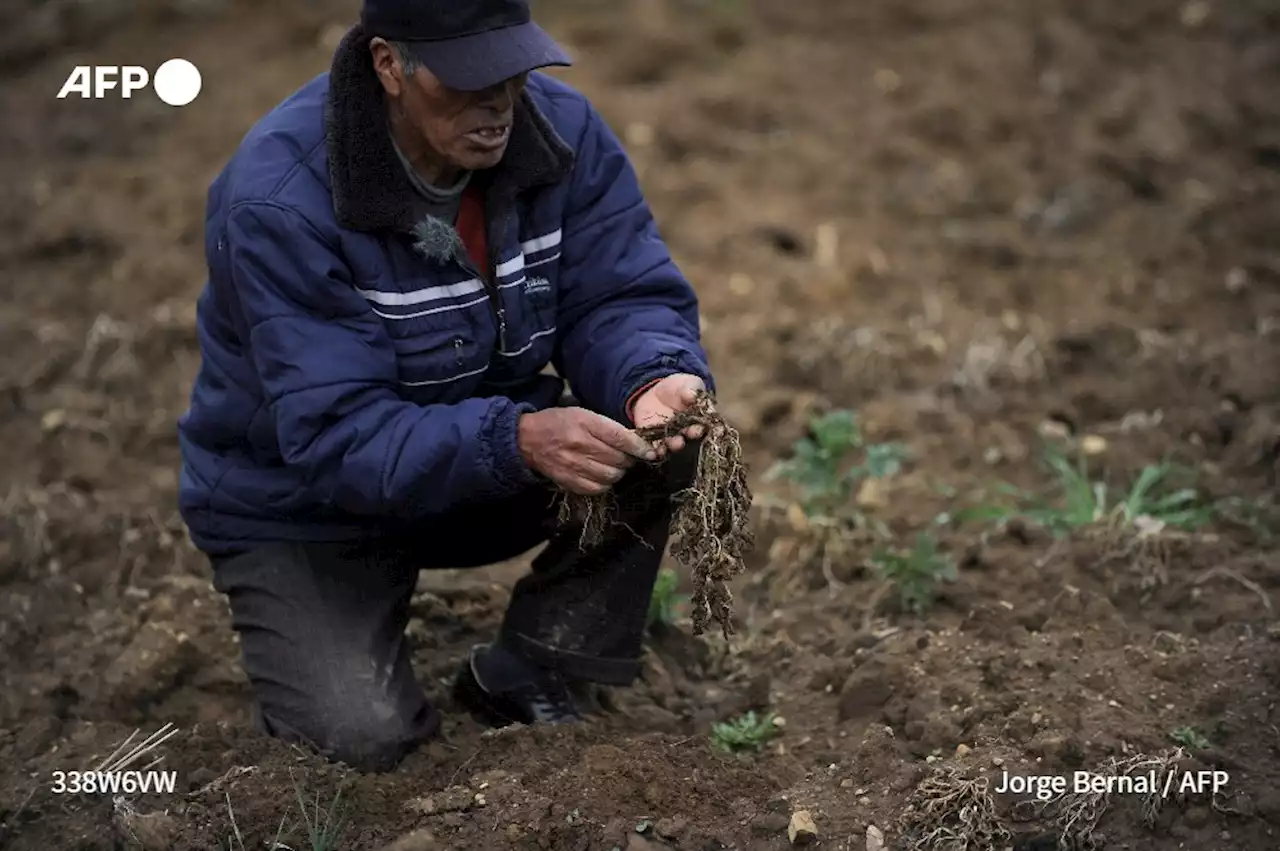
left=152, top=58, right=201, bottom=107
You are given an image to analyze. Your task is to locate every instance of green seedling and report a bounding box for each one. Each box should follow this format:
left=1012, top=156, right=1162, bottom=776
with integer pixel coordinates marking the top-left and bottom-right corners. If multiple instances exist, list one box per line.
left=220, top=792, right=287, bottom=851
left=292, top=775, right=349, bottom=851
left=1216, top=495, right=1277, bottom=544
left=1170, top=726, right=1211, bottom=750
left=963, top=450, right=1213, bottom=536
left=647, top=568, right=684, bottom=628
left=711, top=711, right=780, bottom=753
left=870, top=532, right=958, bottom=614
left=765, top=409, right=909, bottom=521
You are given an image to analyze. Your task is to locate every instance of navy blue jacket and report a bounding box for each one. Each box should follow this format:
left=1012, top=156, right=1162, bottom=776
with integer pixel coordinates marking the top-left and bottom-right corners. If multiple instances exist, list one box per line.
left=177, top=25, right=713, bottom=555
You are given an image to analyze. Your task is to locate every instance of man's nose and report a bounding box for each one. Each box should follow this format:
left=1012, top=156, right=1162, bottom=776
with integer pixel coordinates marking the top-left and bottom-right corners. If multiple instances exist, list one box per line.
left=475, top=77, right=520, bottom=109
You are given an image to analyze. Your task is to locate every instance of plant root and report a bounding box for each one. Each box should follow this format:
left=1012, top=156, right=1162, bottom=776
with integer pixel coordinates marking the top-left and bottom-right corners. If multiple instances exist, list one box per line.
left=899, top=765, right=1009, bottom=851
left=557, top=392, right=754, bottom=638
left=1052, top=750, right=1184, bottom=849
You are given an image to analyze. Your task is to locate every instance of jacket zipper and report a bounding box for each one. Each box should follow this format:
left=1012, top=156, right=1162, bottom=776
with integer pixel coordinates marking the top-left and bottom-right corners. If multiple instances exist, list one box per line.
left=482, top=211, right=507, bottom=353
left=490, top=289, right=508, bottom=354
left=451, top=234, right=506, bottom=353
left=451, top=187, right=506, bottom=353
left=473, top=258, right=506, bottom=353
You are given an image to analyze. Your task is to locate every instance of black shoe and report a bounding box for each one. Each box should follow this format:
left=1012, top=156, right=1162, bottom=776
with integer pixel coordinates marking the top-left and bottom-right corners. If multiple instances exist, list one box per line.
left=452, top=644, right=584, bottom=728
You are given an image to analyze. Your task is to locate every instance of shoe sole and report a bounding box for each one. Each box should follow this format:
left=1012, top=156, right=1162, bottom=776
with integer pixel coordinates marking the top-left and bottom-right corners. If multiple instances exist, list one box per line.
left=452, top=645, right=587, bottom=728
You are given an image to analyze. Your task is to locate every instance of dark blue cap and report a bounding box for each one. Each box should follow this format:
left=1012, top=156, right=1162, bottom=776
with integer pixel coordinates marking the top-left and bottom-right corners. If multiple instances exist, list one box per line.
left=361, top=0, right=572, bottom=91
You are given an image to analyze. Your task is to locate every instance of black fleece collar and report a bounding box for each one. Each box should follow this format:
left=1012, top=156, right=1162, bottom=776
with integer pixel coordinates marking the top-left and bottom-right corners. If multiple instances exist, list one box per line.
left=324, top=23, right=575, bottom=235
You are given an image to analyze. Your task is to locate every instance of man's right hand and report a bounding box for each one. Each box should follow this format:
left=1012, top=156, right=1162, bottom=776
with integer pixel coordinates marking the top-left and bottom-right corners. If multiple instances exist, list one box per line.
left=517, top=407, right=656, bottom=495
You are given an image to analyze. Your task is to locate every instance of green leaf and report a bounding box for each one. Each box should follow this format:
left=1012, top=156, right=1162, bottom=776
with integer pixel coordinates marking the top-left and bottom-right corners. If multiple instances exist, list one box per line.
left=810, top=410, right=861, bottom=454
left=1150, top=488, right=1200, bottom=510
left=864, top=443, right=909, bottom=478
left=648, top=569, right=681, bottom=626
left=954, top=505, right=1016, bottom=524
left=1125, top=464, right=1166, bottom=507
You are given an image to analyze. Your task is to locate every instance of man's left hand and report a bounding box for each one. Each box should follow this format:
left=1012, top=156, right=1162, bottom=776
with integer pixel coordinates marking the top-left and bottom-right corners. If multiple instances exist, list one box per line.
left=632, top=373, right=708, bottom=457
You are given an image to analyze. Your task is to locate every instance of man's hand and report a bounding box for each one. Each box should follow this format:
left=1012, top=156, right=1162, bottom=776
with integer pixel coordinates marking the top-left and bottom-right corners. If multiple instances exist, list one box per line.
left=632, top=373, right=708, bottom=458
left=517, top=407, right=656, bottom=496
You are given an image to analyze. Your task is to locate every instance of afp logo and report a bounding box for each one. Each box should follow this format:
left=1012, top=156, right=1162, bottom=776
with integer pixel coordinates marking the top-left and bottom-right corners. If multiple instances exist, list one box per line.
left=57, top=59, right=202, bottom=107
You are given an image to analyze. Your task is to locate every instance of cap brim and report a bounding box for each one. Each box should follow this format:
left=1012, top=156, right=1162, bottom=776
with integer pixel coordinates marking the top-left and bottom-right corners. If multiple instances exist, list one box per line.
left=407, top=21, right=572, bottom=92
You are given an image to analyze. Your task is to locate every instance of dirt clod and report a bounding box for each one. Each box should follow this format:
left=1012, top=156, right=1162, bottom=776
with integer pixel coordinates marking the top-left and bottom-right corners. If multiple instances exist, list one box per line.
left=838, top=663, right=896, bottom=722
left=655, top=815, right=688, bottom=839
left=752, top=812, right=791, bottom=835
left=626, top=833, right=666, bottom=851
left=111, top=803, right=177, bottom=851
left=378, top=829, right=441, bottom=851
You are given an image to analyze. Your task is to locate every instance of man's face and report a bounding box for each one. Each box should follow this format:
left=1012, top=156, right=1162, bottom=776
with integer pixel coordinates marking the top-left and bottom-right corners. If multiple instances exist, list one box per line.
left=373, top=40, right=526, bottom=173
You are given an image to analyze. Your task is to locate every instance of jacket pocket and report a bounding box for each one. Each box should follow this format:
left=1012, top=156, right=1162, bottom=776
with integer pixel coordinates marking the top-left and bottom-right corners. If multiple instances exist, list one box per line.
left=390, top=328, right=487, bottom=389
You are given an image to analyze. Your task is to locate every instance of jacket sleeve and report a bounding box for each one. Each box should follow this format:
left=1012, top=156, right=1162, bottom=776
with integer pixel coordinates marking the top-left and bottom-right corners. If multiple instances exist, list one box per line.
left=223, top=200, right=540, bottom=518
left=552, top=101, right=714, bottom=424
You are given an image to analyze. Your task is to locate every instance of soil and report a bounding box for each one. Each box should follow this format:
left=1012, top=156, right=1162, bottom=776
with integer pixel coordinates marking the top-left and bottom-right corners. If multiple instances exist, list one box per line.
left=2, top=0, right=1279, bottom=849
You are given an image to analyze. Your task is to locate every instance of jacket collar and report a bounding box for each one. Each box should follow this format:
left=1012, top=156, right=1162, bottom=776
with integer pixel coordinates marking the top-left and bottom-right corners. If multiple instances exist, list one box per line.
left=324, top=23, right=575, bottom=235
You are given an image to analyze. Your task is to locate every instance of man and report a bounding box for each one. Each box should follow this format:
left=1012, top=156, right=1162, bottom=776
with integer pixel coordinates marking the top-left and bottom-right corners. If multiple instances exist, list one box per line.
left=177, top=0, right=715, bottom=773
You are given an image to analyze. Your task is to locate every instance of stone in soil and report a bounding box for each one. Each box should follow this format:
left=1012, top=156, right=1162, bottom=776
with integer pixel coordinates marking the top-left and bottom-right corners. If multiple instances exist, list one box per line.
left=788, top=810, right=818, bottom=845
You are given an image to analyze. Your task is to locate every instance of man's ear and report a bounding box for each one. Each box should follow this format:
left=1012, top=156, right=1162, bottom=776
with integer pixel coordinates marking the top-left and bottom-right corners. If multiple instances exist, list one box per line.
left=369, top=37, right=404, bottom=97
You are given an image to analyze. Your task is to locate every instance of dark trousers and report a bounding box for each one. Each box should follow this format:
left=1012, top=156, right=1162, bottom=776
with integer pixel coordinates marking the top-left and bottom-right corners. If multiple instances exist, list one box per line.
left=211, top=449, right=694, bottom=773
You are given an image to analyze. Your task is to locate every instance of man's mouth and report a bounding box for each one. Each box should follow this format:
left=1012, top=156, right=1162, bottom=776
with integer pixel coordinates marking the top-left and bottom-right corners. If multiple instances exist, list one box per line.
left=464, top=124, right=511, bottom=150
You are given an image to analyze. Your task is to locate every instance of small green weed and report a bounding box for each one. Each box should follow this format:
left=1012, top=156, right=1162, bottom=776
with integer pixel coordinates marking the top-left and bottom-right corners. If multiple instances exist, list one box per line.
left=292, top=774, right=350, bottom=851
left=647, top=568, right=684, bottom=628
left=711, top=711, right=780, bottom=753
left=870, top=531, right=958, bottom=614
left=1170, top=726, right=1211, bottom=750
left=1216, top=495, right=1277, bottom=544
left=964, top=450, right=1213, bottom=536
left=765, top=409, right=909, bottom=521
left=219, top=791, right=287, bottom=851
